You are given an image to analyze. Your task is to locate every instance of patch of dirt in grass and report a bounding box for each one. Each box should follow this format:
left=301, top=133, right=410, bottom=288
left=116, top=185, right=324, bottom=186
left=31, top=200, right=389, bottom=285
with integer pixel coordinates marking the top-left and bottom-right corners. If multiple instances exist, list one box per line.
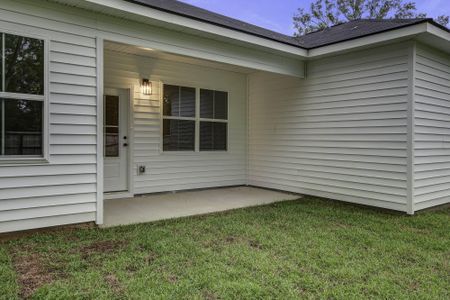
left=409, top=281, right=421, bottom=291
left=248, top=240, right=263, bottom=250
left=225, top=236, right=237, bottom=243
left=125, top=251, right=158, bottom=275
left=203, top=236, right=264, bottom=251
left=105, top=273, right=125, bottom=295
left=330, top=222, right=353, bottom=230
left=202, top=290, right=218, bottom=300
left=296, top=286, right=307, bottom=296
left=78, top=240, right=126, bottom=260
left=167, top=274, right=178, bottom=284
left=12, top=252, right=65, bottom=299
left=145, top=251, right=158, bottom=265
left=202, top=235, right=240, bottom=249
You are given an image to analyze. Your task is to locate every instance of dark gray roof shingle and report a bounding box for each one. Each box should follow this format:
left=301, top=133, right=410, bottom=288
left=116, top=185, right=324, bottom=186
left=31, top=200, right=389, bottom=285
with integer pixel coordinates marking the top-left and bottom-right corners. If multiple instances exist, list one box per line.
left=295, top=18, right=431, bottom=49
left=125, top=0, right=301, bottom=47
left=124, top=0, right=440, bottom=49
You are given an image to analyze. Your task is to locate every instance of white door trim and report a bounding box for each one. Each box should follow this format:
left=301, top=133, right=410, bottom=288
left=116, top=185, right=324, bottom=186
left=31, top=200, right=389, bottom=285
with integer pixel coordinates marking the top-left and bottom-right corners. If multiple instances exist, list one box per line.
left=103, top=85, right=135, bottom=200
left=102, top=85, right=135, bottom=200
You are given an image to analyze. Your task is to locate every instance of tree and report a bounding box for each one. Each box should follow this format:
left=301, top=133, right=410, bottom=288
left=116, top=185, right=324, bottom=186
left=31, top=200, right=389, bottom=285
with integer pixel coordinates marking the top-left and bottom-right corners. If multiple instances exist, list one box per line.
left=293, top=0, right=449, bottom=36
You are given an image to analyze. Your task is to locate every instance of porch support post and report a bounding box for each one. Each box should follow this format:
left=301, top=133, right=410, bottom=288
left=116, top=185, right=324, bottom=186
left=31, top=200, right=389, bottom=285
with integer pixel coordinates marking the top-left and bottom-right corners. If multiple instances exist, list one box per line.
left=96, top=37, right=105, bottom=224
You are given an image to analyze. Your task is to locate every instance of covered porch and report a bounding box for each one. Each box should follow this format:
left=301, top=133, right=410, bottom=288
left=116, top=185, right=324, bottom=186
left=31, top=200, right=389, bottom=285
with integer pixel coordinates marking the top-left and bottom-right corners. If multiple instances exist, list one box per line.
left=103, top=186, right=300, bottom=227
left=99, top=36, right=304, bottom=227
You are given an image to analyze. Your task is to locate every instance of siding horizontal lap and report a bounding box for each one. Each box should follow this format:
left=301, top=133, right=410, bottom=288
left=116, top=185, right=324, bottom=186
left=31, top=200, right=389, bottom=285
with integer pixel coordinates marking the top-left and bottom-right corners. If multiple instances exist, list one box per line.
left=249, top=43, right=410, bottom=212
left=0, top=184, right=97, bottom=200
left=0, top=213, right=96, bottom=234
left=0, top=17, right=98, bottom=232
left=413, top=44, right=450, bottom=210
left=0, top=193, right=97, bottom=211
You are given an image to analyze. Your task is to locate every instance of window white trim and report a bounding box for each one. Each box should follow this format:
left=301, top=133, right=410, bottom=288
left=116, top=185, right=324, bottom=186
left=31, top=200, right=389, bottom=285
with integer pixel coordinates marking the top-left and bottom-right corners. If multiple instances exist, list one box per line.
left=195, top=85, right=200, bottom=152
left=159, top=81, right=229, bottom=153
left=163, top=116, right=196, bottom=122
left=1, top=101, right=4, bottom=155
left=0, top=29, right=49, bottom=164
left=0, top=92, right=45, bottom=101
left=161, top=83, right=197, bottom=152
left=1, top=34, right=4, bottom=92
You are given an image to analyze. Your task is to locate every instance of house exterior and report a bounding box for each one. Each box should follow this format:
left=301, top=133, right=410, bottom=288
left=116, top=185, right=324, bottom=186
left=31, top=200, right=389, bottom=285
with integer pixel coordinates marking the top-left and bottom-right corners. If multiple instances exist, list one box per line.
left=0, top=0, right=449, bottom=233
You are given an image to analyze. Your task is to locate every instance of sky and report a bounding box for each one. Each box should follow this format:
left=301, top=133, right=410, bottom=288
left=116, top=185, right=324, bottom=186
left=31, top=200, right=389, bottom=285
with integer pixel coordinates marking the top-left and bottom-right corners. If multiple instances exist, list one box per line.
left=179, top=0, right=450, bottom=35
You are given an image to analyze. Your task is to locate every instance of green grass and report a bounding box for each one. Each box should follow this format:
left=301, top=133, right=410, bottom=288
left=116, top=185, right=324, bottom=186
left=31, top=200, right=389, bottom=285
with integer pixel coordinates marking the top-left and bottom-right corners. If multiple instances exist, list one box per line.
left=1, top=197, right=449, bottom=299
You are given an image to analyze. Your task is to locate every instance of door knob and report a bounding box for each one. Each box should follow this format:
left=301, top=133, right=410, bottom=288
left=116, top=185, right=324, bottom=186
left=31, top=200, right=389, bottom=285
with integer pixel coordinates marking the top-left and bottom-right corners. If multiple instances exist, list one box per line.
left=123, top=143, right=128, bottom=147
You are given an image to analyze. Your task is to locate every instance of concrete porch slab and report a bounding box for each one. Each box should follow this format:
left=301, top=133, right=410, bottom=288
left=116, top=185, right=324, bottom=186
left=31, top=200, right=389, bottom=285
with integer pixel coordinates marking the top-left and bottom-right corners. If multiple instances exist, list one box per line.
left=102, top=186, right=301, bottom=227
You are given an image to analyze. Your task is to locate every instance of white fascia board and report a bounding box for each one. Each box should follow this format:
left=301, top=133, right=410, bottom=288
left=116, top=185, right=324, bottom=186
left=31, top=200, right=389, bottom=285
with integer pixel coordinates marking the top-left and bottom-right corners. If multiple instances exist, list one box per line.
left=426, top=23, right=450, bottom=43
left=80, top=0, right=308, bottom=57
left=308, top=23, right=429, bottom=58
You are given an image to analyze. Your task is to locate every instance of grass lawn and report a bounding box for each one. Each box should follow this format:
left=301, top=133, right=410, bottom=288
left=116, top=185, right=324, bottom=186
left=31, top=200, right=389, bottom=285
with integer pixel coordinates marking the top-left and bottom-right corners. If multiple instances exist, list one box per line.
left=0, top=197, right=449, bottom=299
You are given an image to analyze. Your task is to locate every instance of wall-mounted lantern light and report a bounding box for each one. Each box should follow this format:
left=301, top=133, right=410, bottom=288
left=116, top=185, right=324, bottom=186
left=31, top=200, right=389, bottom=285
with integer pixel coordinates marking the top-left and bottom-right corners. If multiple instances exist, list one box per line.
left=142, top=78, right=152, bottom=95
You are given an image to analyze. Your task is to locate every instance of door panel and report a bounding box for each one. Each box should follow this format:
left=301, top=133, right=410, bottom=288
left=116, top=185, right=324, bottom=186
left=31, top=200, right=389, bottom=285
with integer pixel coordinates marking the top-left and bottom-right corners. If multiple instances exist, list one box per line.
left=104, top=89, right=128, bottom=193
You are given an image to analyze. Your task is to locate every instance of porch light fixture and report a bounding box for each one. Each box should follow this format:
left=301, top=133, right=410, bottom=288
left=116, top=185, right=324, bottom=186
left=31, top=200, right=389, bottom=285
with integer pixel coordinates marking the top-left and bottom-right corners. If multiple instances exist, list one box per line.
left=142, top=78, right=152, bottom=95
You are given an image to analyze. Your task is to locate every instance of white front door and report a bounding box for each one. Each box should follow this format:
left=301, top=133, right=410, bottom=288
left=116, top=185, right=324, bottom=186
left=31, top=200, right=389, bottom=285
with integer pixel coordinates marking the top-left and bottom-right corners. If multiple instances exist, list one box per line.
left=104, top=88, right=129, bottom=193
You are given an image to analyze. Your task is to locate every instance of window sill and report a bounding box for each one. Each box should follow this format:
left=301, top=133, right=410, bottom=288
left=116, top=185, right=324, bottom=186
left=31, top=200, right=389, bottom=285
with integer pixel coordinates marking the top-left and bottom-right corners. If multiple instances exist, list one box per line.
left=0, top=157, right=49, bottom=166
left=160, top=151, right=229, bottom=155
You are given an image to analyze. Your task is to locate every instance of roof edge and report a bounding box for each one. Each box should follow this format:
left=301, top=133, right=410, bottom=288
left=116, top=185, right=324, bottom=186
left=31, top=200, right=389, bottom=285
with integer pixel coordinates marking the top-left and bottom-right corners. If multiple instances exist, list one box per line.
left=123, top=0, right=305, bottom=49
left=428, top=19, right=450, bottom=34
left=51, top=0, right=450, bottom=57
left=122, top=1, right=450, bottom=52
left=305, top=18, right=434, bottom=50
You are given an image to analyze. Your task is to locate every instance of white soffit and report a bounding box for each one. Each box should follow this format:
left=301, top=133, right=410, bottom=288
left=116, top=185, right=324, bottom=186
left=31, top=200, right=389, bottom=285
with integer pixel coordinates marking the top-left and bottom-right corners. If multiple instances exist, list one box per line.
left=104, top=40, right=257, bottom=74
left=416, top=23, right=450, bottom=55
left=48, top=0, right=308, bottom=58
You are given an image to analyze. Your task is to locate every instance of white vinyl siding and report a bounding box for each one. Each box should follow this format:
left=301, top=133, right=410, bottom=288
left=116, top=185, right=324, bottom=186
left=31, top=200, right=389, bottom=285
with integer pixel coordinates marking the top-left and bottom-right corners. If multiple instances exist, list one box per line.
left=413, top=43, right=450, bottom=210
left=1, top=0, right=449, bottom=234
left=104, top=50, right=247, bottom=194
left=0, top=0, right=256, bottom=233
left=248, top=43, right=411, bottom=212
left=0, top=3, right=98, bottom=233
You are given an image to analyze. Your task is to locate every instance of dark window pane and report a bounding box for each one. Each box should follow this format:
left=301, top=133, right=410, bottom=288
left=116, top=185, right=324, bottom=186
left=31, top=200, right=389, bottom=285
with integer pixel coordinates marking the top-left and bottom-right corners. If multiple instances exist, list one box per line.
left=163, top=85, right=196, bottom=117
left=213, top=122, right=227, bottom=150
left=0, top=34, right=2, bottom=91
left=200, top=121, right=213, bottom=151
left=163, top=85, right=179, bottom=116
left=0, top=101, right=2, bottom=153
left=200, top=121, right=227, bottom=151
left=214, top=91, right=228, bottom=120
left=200, top=89, right=214, bottom=119
left=5, top=34, right=44, bottom=95
left=180, top=87, right=195, bottom=117
left=104, top=95, right=120, bottom=157
left=105, top=96, right=119, bottom=126
left=4, top=99, right=42, bottom=155
left=163, top=119, right=195, bottom=151
left=105, top=126, right=119, bottom=157
left=200, top=89, right=228, bottom=120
